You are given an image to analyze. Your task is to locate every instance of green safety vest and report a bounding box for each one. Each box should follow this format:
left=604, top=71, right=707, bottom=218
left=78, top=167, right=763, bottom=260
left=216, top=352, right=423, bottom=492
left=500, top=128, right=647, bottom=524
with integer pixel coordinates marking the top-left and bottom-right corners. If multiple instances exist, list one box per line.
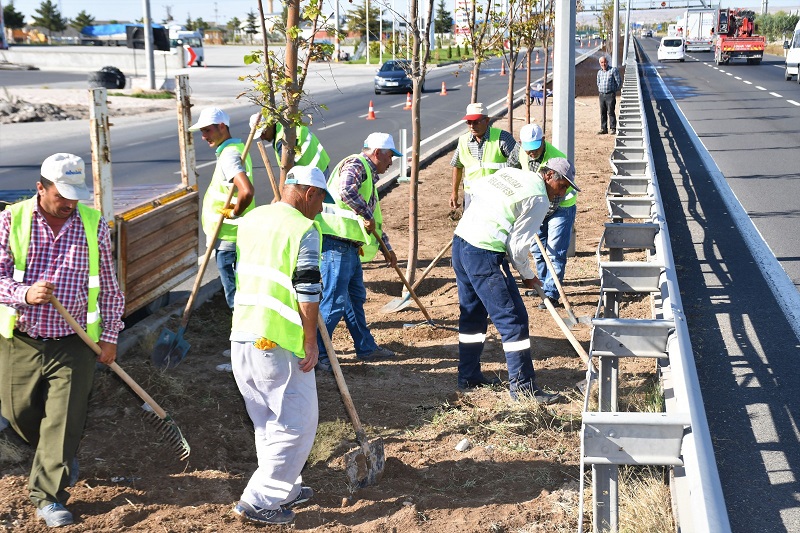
left=520, top=142, right=577, bottom=208
left=201, top=139, right=254, bottom=243
left=275, top=123, right=331, bottom=172
left=0, top=197, right=102, bottom=341
left=454, top=168, right=546, bottom=253
left=315, top=154, right=384, bottom=262
left=232, top=203, right=321, bottom=357
left=457, top=127, right=507, bottom=192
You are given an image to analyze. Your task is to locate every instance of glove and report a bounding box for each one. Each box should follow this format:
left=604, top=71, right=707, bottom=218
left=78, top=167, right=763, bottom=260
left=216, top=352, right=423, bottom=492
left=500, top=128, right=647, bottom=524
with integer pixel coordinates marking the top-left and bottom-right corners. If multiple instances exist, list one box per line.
left=216, top=207, right=236, bottom=219
left=253, top=337, right=277, bottom=351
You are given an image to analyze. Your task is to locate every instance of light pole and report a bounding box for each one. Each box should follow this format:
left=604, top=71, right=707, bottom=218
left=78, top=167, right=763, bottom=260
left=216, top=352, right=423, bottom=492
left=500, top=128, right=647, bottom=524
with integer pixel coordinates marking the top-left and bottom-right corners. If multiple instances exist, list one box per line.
left=380, top=9, right=383, bottom=63
left=366, top=0, right=370, bottom=64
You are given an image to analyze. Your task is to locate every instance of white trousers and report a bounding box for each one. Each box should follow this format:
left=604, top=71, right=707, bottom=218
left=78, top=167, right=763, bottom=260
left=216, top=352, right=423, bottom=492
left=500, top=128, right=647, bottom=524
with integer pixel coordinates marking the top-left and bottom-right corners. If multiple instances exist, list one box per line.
left=231, top=341, right=318, bottom=509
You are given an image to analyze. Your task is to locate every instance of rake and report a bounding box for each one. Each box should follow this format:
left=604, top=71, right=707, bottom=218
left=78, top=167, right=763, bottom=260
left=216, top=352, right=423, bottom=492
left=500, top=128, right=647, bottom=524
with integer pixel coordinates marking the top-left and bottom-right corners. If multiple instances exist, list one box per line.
left=50, top=296, right=191, bottom=461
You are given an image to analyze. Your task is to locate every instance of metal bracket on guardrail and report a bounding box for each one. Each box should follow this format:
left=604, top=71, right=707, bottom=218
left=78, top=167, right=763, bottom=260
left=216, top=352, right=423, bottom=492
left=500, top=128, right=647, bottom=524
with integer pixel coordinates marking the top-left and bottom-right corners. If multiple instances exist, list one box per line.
left=601, top=222, right=659, bottom=251
left=582, top=412, right=691, bottom=466
left=607, top=176, right=652, bottom=196
left=590, top=318, right=675, bottom=358
left=599, top=262, right=664, bottom=293
left=607, top=196, right=655, bottom=219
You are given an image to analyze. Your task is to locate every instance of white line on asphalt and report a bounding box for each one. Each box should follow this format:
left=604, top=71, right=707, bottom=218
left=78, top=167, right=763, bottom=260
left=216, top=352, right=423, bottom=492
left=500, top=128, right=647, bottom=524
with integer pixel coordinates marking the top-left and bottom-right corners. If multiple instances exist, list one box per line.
left=128, top=141, right=146, bottom=147
left=755, top=85, right=766, bottom=90
left=726, top=72, right=733, bottom=76
left=318, top=121, right=344, bottom=130
left=391, top=101, right=407, bottom=108
left=788, top=100, right=800, bottom=106
left=174, top=160, right=215, bottom=175
left=718, top=69, right=725, bottom=72
left=159, top=135, right=173, bottom=140
left=479, top=76, right=487, bottom=80
left=769, top=92, right=782, bottom=98
left=452, top=84, right=462, bottom=89
left=735, top=76, right=742, bottom=80
left=744, top=80, right=753, bottom=84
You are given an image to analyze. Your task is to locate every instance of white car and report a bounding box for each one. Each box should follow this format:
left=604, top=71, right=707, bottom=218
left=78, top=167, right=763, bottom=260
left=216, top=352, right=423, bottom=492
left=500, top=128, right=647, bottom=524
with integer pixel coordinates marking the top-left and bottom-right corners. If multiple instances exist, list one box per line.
left=658, top=37, right=686, bottom=62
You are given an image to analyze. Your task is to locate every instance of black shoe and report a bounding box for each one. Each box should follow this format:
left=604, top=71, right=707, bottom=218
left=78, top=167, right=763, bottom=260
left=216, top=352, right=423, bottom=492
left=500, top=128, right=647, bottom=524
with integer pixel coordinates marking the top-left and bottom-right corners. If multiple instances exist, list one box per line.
left=537, top=297, right=559, bottom=310
left=610, top=129, right=616, bottom=134
left=315, top=357, right=333, bottom=373
left=597, top=129, right=608, bottom=135
left=357, top=346, right=395, bottom=362
left=511, top=384, right=562, bottom=404
left=458, top=374, right=502, bottom=391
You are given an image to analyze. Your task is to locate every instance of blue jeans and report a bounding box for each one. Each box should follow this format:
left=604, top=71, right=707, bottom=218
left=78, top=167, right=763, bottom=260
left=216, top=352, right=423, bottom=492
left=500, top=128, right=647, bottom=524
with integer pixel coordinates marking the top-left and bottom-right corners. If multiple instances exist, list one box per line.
left=452, top=236, right=537, bottom=392
left=317, top=237, right=378, bottom=359
left=531, top=204, right=576, bottom=301
left=216, top=248, right=237, bottom=309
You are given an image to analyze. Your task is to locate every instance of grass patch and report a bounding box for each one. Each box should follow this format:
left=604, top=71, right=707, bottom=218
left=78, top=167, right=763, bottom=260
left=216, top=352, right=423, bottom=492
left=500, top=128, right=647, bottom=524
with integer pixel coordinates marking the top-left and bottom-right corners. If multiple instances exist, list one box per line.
left=0, top=433, right=28, bottom=466
left=308, top=418, right=354, bottom=464
left=108, top=90, right=175, bottom=100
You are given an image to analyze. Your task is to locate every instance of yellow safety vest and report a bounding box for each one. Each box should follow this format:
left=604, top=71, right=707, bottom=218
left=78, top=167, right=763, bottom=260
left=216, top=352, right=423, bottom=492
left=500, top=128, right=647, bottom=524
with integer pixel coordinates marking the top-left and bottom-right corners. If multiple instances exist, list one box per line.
left=275, top=123, right=331, bottom=172
left=457, top=128, right=507, bottom=192
left=201, top=139, right=254, bottom=243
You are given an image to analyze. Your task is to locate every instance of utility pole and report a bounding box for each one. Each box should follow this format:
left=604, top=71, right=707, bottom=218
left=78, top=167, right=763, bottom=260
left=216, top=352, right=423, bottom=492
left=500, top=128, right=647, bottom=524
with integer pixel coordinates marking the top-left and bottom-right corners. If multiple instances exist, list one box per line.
left=143, top=0, right=156, bottom=90
left=214, top=2, right=218, bottom=26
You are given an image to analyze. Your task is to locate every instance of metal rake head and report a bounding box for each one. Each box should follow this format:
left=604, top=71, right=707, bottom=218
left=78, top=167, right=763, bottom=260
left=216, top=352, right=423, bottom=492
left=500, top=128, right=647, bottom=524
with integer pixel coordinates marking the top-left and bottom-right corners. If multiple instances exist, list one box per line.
left=142, top=403, right=191, bottom=461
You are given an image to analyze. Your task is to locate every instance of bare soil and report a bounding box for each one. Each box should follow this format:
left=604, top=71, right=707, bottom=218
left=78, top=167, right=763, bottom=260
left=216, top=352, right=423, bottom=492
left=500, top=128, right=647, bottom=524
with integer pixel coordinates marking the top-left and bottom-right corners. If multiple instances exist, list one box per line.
left=0, top=55, right=654, bottom=532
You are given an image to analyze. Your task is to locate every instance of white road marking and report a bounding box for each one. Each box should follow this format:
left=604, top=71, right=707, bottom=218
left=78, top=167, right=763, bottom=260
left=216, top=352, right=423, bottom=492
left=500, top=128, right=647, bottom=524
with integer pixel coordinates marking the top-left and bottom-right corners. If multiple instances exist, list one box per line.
left=743, top=80, right=753, bottom=85
left=318, top=121, right=344, bottom=131
left=755, top=85, right=766, bottom=90
left=787, top=100, right=800, bottom=106
left=769, top=92, right=782, bottom=98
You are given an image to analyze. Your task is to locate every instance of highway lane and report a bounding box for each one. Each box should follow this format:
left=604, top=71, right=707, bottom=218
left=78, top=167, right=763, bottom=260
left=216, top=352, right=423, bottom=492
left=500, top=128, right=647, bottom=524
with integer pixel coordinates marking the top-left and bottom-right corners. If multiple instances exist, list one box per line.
left=636, top=37, right=800, bottom=532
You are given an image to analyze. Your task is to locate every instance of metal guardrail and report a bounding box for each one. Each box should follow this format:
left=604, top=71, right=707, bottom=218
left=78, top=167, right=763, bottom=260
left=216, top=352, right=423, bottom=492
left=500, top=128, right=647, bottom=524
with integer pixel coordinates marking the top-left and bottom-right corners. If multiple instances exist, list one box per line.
left=577, top=40, right=731, bottom=532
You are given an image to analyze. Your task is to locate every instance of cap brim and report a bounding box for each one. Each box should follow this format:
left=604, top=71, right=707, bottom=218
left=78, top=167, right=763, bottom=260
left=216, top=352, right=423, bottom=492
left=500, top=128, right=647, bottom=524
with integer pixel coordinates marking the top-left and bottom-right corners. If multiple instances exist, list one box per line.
left=522, top=140, right=543, bottom=151
left=463, top=114, right=485, bottom=121
left=54, top=183, right=90, bottom=201
left=323, top=191, right=335, bottom=204
left=188, top=119, right=216, bottom=132
left=389, top=148, right=402, bottom=157
left=564, top=176, right=581, bottom=192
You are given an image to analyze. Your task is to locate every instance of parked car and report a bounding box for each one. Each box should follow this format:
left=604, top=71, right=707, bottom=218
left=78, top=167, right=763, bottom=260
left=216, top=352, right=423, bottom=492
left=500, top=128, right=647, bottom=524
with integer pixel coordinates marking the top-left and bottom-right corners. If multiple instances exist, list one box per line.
left=374, top=59, right=423, bottom=94
left=658, top=37, right=686, bottom=62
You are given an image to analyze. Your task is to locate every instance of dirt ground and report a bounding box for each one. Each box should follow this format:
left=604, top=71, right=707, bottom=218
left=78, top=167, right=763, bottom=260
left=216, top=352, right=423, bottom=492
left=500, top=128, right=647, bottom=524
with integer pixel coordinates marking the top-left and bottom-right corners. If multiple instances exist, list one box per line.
left=0, top=55, right=655, bottom=532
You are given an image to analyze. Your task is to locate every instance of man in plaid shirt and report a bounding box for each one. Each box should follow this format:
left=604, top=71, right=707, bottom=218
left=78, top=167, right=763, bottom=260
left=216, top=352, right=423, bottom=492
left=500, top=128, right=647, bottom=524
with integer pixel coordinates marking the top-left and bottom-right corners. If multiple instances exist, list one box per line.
left=597, top=55, right=621, bottom=135
left=0, top=153, right=125, bottom=528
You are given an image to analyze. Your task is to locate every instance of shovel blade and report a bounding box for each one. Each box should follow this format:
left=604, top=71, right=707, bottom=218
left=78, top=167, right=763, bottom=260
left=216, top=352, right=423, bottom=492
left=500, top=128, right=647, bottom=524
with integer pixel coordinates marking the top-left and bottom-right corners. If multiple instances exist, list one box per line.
left=380, top=292, right=412, bottom=313
left=344, top=437, right=385, bottom=489
left=151, top=327, right=190, bottom=369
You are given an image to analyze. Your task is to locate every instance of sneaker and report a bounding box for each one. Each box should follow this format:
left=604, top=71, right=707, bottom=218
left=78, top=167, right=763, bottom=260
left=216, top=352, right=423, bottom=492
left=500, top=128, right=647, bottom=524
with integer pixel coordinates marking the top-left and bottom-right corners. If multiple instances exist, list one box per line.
left=36, top=503, right=73, bottom=527
left=537, top=297, right=559, bottom=310
left=532, top=389, right=562, bottom=405
left=233, top=500, right=295, bottom=525
left=215, top=363, right=233, bottom=372
left=610, top=129, right=616, bottom=134
left=457, top=375, right=502, bottom=391
left=597, top=130, right=608, bottom=135
left=315, top=357, right=333, bottom=373
left=282, top=486, right=313, bottom=510
left=357, top=346, right=395, bottom=362
left=68, top=457, right=79, bottom=487
left=222, top=349, right=231, bottom=358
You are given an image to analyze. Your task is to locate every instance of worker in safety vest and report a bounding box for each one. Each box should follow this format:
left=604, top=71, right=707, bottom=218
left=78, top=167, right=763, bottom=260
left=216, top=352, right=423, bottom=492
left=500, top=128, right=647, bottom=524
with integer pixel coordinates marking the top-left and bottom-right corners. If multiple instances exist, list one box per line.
left=508, top=124, right=578, bottom=309
left=249, top=113, right=331, bottom=178
left=0, top=154, right=125, bottom=528
left=450, top=102, right=517, bottom=211
left=189, top=107, right=255, bottom=311
left=314, top=132, right=400, bottom=373
left=229, top=166, right=332, bottom=526
left=452, top=158, right=579, bottom=403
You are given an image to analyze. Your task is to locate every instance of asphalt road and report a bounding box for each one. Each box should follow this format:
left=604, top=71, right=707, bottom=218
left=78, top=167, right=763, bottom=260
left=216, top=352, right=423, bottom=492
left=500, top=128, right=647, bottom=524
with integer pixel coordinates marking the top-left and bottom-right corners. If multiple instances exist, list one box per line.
left=637, top=36, right=800, bottom=533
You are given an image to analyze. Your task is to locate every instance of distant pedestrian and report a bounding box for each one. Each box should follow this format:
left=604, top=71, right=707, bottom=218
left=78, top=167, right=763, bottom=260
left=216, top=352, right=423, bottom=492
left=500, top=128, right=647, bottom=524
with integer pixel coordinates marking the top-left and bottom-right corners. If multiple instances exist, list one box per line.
left=596, top=56, right=621, bottom=135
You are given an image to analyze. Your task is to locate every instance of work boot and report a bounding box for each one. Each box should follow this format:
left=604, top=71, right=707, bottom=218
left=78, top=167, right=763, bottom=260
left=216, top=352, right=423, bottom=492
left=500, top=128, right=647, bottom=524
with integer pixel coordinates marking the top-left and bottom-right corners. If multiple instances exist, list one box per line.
left=597, top=129, right=608, bottom=135
left=357, top=346, right=395, bottom=362
left=458, top=374, right=502, bottom=391
left=537, top=296, right=559, bottom=310
left=510, top=383, right=562, bottom=404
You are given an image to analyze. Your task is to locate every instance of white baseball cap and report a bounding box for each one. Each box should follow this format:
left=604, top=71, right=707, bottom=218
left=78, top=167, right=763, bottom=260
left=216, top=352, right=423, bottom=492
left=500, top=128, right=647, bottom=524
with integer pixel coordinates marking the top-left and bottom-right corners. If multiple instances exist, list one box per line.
left=249, top=113, right=268, bottom=138
left=463, top=102, right=487, bottom=121
left=520, top=123, right=544, bottom=151
left=188, top=107, right=230, bottom=131
left=364, top=132, right=401, bottom=157
left=40, top=153, right=90, bottom=201
left=284, top=165, right=334, bottom=203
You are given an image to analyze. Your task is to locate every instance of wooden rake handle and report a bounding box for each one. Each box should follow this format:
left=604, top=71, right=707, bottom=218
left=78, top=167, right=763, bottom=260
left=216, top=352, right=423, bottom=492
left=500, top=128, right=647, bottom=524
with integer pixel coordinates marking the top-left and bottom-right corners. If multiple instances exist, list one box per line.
left=50, top=296, right=169, bottom=420
left=532, top=233, right=577, bottom=318
left=528, top=285, right=595, bottom=371
left=371, top=230, right=434, bottom=322
left=407, top=240, right=453, bottom=293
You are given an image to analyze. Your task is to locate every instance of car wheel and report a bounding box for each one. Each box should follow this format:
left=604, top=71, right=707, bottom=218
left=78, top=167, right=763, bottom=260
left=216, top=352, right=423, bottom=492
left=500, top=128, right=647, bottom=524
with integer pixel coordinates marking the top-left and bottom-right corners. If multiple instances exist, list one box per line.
left=680, top=58, right=685, bottom=62
left=375, top=88, right=381, bottom=95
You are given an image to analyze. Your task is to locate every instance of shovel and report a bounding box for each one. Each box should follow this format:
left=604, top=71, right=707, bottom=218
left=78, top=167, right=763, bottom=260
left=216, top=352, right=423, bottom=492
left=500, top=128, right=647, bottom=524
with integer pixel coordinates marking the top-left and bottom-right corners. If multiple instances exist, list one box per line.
left=372, top=230, right=435, bottom=323
left=533, top=234, right=591, bottom=327
left=317, top=315, right=385, bottom=488
left=381, top=240, right=453, bottom=313
left=152, top=116, right=262, bottom=369
left=50, top=297, right=191, bottom=460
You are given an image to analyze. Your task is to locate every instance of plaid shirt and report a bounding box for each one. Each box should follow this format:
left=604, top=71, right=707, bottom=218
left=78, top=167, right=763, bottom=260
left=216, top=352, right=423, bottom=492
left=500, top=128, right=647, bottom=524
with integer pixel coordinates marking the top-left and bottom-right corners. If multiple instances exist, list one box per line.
left=449, top=128, right=517, bottom=168
left=0, top=199, right=125, bottom=343
left=597, top=66, right=621, bottom=94
left=337, top=154, right=391, bottom=251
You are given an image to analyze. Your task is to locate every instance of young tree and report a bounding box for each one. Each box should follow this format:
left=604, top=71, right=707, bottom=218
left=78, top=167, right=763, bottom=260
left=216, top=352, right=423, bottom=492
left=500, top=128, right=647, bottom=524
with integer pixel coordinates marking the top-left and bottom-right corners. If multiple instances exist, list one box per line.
left=69, top=10, right=95, bottom=33
left=32, top=0, right=67, bottom=42
left=194, top=17, right=210, bottom=31
left=244, top=9, right=258, bottom=43
left=185, top=13, right=195, bottom=31
left=4, top=1, right=25, bottom=31
left=434, top=0, right=453, bottom=42
left=457, top=0, right=501, bottom=102
left=346, top=1, right=383, bottom=41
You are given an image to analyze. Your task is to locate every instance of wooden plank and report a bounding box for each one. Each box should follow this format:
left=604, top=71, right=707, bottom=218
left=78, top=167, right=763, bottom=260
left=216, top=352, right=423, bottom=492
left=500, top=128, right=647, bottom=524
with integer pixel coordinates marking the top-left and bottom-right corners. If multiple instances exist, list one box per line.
left=127, top=233, right=197, bottom=281
left=124, top=193, right=199, bottom=242
left=124, top=253, right=198, bottom=307
left=126, top=217, right=198, bottom=264
left=125, top=268, right=195, bottom=316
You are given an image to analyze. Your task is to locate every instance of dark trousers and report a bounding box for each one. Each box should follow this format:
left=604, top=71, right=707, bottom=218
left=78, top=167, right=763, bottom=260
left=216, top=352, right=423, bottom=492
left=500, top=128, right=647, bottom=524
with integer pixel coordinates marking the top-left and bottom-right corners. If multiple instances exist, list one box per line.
left=599, top=91, right=617, bottom=131
left=0, top=333, right=95, bottom=509
left=452, top=236, right=537, bottom=392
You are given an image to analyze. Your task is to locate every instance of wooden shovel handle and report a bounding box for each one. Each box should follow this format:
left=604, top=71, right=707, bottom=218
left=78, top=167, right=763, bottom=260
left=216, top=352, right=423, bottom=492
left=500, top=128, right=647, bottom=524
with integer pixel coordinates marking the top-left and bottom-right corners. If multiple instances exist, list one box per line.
left=529, top=285, right=595, bottom=371
left=409, top=240, right=453, bottom=292
left=532, top=233, right=576, bottom=318
left=316, top=314, right=370, bottom=446
left=256, top=141, right=281, bottom=201
left=49, top=296, right=169, bottom=420
left=371, top=230, right=433, bottom=322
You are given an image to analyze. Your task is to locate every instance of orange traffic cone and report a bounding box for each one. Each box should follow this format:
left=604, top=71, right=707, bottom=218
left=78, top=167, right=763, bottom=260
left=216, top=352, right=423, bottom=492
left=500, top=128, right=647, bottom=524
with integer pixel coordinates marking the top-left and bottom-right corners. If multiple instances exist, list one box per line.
left=535, top=51, right=540, bottom=64
left=366, top=100, right=376, bottom=120
left=468, top=71, right=474, bottom=87
left=500, top=61, right=506, bottom=76
left=440, top=81, right=448, bottom=95
left=403, top=92, right=412, bottom=110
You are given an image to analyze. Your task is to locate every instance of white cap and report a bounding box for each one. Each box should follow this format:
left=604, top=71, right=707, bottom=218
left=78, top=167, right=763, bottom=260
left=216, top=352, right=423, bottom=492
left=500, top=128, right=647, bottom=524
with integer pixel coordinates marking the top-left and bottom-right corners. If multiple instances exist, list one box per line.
left=284, top=165, right=334, bottom=203
left=188, top=107, right=230, bottom=131
left=40, top=153, right=90, bottom=201
left=249, top=113, right=268, bottom=138
left=463, top=102, right=487, bottom=120
left=363, top=132, right=401, bottom=157
left=520, top=123, right=544, bottom=151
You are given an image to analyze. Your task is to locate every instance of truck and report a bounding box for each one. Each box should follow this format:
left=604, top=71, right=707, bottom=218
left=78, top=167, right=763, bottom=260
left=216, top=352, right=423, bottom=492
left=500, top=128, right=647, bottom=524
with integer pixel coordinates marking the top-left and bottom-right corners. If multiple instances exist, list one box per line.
left=80, top=23, right=167, bottom=49
left=784, top=19, right=800, bottom=81
left=169, top=26, right=204, bottom=67
left=714, top=8, right=765, bottom=65
left=684, top=8, right=716, bottom=52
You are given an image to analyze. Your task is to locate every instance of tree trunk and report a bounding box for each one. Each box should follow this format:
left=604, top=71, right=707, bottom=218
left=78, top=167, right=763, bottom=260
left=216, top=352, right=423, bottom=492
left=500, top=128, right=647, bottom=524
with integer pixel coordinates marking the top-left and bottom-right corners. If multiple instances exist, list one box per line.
left=525, top=48, right=531, bottom=124
left=281, top=0, right=301, bottom=184
left=406, top=0, right=422, bottom=286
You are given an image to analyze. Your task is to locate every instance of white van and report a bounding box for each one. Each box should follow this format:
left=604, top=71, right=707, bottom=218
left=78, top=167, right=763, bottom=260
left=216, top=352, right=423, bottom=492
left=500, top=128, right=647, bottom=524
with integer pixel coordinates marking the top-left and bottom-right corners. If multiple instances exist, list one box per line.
left=784, top=20, right=800, bottom=81
left=169, top=26, right=205, bottom=67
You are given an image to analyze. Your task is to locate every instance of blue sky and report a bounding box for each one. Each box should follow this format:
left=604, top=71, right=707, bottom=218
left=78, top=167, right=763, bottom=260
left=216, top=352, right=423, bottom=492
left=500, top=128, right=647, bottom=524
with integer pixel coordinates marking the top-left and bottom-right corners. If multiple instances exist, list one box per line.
left=6, top=0, right=799, bottom=27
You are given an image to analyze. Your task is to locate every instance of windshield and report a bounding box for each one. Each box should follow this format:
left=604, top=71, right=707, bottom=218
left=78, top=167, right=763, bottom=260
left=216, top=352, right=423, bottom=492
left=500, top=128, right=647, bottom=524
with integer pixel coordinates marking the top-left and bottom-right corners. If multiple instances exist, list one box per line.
left=170, top=37, right=202, bottom=48
left=793, top=29, right=800, bottom=48
left=380, top=61, right=409, bottom=73
left=662, top=39, right=683, bottom=47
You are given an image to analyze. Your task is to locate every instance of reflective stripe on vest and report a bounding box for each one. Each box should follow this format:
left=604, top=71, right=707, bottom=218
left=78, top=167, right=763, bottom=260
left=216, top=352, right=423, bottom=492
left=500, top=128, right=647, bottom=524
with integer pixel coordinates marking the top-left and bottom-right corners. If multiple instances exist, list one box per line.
left=0, top=198, right=102, bottom=340
left=520, top=143, right=576, bottom=208
left=315, top=154, right=384, bottom=262
left=454, top=168, right=546, bottom=253
left=458, top=128, right=506, bottom=191
left=201, top=140, right=254, bottom=242
left=232, top=203, right=321, bottom=357
left=275, top=124, right=331, bottom=172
